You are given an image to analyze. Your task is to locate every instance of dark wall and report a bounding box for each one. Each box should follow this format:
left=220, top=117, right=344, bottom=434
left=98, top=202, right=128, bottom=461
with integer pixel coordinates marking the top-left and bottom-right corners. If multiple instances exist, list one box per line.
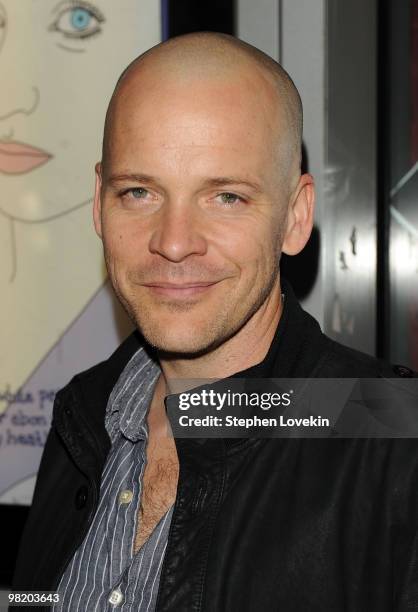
left=168, top=0, right=235, bottom=37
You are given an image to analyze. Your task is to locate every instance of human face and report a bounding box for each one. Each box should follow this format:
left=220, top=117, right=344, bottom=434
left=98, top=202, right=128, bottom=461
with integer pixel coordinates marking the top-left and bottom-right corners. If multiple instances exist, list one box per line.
left=95, top=70, right=290, bottom=355
left=0, top=0, right=160, bottom=222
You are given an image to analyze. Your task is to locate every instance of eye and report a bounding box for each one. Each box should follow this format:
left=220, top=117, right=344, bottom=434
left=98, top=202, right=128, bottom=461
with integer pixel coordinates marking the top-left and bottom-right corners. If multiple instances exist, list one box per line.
left=118, top=187, right=158, bottom=210
left=50, top=2, right=104, bottom=40
left=122, top=187, right=150, bottom=200
left=215, top=192, right=245, bottom=207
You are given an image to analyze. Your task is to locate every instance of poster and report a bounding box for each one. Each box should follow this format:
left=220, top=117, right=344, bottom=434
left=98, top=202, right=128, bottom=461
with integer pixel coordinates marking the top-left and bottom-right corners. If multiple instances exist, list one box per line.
left=0, top=0, right=162, bottom=504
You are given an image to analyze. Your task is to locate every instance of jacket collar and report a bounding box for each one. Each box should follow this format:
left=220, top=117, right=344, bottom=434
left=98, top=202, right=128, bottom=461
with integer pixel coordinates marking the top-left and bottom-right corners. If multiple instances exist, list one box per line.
left=230, top=277, right=328, bottom=379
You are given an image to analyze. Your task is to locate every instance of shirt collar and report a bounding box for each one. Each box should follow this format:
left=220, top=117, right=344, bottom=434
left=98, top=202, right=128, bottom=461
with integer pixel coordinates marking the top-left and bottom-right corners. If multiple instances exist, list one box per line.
left=105, top=346, right=161, bottom=443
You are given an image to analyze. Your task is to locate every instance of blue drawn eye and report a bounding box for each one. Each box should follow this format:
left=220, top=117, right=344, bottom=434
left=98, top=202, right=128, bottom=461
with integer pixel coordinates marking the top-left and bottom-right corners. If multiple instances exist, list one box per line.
left=50, top=2, right=105, bottom=40
left=71, top=8, right=92, bottom=31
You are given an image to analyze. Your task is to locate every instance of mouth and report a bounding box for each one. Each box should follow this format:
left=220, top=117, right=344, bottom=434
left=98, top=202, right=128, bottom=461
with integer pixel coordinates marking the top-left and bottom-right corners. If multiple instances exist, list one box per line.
left=142, top=281, right=219, bottom=299
left=0, top=141, right=52, bottom=174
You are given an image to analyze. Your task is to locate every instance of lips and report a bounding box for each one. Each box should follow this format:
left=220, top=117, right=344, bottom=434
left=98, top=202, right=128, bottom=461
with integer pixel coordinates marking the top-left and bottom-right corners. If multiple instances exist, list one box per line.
left=0, top=141, right=52, bottom=174
left=143, top=281, right=218, bottom=298
left=145, top=282, right=217, bottom=288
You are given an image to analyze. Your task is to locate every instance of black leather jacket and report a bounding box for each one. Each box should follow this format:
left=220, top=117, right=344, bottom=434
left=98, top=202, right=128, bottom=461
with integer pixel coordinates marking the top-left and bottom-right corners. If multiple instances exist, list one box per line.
left=13, top=283, right=418, bottom=611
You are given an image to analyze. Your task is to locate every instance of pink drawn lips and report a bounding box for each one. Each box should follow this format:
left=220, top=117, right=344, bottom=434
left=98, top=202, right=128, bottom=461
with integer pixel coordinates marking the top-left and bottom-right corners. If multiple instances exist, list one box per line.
left=0, top=141, right=52, bottom=174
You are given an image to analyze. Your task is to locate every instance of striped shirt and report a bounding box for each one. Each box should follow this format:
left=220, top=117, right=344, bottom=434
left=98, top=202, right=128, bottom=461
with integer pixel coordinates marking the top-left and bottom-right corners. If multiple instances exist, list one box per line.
left=54, top=346, right=174, bottom=611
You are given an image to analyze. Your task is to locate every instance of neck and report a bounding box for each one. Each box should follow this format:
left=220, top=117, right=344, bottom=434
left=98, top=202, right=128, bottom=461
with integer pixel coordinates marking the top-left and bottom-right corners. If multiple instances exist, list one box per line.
left=158, top=278, right=283, bottom=386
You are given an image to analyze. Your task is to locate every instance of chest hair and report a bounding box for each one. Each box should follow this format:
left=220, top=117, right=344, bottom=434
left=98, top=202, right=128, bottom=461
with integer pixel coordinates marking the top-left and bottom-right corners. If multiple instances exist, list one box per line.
left=134, top=436, right=179, bottom=553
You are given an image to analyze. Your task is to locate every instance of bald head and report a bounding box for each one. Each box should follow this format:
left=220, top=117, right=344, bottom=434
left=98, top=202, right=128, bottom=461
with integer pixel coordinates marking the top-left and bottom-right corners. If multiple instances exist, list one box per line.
left=101, top=32, right=303, bottom=184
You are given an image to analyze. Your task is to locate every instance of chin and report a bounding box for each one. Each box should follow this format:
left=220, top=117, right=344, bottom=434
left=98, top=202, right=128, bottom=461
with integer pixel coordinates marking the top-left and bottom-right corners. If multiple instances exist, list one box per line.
left=134, top=314, right=222, bottom=358
left=142, top=327, right=214, bottom=357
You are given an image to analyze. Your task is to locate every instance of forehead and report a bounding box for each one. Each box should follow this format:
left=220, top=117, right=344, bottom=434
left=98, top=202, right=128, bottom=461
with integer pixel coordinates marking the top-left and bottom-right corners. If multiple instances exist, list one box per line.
left=107, top=69, right=282, bottom=173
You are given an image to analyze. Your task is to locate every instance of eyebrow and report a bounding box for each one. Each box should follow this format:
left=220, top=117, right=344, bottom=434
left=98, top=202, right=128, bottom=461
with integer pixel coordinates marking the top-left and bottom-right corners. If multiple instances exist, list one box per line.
left=106, top=173, right=264, bottom=193
left=107, top=173, right=161, bottom=187
left=202, top=176, right=263, bottom=193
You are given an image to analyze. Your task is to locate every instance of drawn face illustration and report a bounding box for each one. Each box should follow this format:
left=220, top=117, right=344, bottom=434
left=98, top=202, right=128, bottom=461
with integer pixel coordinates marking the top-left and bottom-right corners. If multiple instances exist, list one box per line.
left=0, top=0, right=160, bottom=415
left=0, top=0, right=160, bottom=222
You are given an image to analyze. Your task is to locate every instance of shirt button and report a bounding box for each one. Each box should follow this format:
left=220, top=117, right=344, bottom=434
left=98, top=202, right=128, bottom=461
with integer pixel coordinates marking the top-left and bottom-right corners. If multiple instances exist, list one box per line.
left=74, top=485, right=88, bottom=510
left=119, top=489, right=133, bottom=504
left=109, top=587, right=124, bottom=606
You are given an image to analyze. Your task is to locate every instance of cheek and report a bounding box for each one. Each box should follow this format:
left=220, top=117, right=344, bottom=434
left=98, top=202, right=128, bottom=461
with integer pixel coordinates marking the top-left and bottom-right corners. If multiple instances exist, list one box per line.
left=213, top=216, right=281, bottom=270
left=102, top=214, right=147, bottom=263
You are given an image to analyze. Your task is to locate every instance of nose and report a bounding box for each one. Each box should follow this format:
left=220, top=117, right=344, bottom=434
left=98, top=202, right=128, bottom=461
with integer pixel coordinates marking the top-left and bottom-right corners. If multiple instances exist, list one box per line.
left=0, top=85, right=39, bottom=123
left=0, top=9, right=40, bottom=127
left=149, top=199, right=208, bottom=262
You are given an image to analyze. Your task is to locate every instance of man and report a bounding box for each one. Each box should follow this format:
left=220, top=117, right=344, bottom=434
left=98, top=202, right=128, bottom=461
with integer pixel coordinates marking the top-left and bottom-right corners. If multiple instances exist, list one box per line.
left=13, top=32, right=418, bottom=611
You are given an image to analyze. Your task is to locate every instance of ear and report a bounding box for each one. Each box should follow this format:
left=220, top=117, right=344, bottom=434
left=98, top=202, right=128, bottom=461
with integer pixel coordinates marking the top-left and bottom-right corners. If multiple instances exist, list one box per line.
left=93, top=161, right=103, bottom=239
left=282, top=173, right=315, bottom=256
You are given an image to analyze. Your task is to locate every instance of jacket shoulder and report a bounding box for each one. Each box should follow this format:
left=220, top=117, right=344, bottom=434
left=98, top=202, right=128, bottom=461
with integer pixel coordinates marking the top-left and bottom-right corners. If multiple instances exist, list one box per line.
left=51, top=330, right=146, bottom=453
left=13, top=331, right=146, bottom=590
left=319, top=335, right=418, bottom=379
